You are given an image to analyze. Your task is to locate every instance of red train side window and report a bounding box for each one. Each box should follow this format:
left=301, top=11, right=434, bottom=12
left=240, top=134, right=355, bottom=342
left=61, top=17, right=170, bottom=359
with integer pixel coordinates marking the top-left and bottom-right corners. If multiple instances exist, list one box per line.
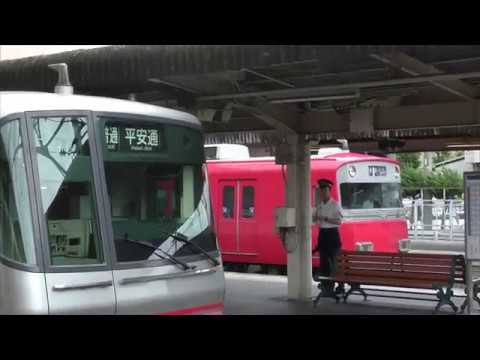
left=242, top=186, right=255, bottom=218
left=222, top=186, right=234, bottom=218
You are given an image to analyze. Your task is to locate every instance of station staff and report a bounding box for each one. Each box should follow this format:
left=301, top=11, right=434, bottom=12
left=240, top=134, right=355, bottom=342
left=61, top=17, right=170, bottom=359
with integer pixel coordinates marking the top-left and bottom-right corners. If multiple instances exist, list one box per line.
left=312, top=179, right=344, bottom=295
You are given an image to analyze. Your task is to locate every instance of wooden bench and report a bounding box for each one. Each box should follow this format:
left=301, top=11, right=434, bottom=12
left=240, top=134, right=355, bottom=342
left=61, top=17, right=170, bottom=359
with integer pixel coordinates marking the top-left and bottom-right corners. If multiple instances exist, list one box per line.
left=313, top=251, right=480, bottom=313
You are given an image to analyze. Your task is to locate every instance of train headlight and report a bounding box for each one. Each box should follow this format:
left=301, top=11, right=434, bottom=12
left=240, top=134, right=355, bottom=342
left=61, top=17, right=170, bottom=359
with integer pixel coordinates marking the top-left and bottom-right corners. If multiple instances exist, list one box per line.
left=348, top=165, right=357, bottom=178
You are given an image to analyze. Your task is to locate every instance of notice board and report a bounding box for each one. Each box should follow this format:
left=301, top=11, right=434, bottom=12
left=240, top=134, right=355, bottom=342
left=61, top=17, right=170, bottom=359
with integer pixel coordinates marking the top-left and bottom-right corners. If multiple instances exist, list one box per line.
left=465, top=172, right=480, bottom=260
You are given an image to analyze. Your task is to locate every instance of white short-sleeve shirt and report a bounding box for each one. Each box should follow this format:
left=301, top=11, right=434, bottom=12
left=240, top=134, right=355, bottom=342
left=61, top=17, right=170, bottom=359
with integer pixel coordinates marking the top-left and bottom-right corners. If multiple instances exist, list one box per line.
left=316, top=198, right=342, bottom=228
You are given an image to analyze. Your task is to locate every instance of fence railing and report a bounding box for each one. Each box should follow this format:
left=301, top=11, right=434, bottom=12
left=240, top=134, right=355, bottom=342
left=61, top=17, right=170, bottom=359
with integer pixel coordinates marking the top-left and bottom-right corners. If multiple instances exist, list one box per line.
left=402, top=199, right=465, bottom=241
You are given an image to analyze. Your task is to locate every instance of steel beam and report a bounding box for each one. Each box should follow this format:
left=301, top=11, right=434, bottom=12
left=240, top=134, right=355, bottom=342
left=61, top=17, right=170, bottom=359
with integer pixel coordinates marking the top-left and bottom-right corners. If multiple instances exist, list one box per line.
left=147, top=78, right=201, bottom=94
left=197, top=71, right=480, bottom=102
left=370, top=52, right=479, bottom=101
left=229, top=103, right=299, bottom=135
left=241, top=68, right=295, bottom=88
left=300, top=99, right=480, bottom=134
left=204, top=100, right=480, bottom=146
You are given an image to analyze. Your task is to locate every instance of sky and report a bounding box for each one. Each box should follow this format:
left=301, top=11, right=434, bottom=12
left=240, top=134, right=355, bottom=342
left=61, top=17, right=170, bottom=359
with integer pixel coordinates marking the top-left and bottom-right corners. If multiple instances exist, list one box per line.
left=0, top=45, right=109, bottom=60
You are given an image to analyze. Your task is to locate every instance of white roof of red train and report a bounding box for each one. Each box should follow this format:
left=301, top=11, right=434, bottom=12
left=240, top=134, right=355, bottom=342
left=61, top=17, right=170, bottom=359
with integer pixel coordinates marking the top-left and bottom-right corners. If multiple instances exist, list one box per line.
left=208, top=151, right=397, bottom=166
left=207, top=151, right=399, bottom=178
left=318, top=151, right=398, bottom=163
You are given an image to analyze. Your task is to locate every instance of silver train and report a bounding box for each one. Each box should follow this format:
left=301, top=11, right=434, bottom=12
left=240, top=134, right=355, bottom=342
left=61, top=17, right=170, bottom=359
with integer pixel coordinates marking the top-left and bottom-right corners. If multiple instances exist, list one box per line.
left=0, top=64, right=225, bottom=314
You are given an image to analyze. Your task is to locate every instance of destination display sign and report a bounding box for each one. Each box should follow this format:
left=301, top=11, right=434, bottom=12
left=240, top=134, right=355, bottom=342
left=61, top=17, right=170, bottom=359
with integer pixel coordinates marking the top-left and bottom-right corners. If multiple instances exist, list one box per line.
left=104, top=123, right=164, bottom=153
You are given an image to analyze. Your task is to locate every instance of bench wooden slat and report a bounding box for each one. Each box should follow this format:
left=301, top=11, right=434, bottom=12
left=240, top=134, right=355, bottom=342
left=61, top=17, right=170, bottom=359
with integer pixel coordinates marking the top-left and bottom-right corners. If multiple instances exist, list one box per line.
left=346, top=251, right=456, bottom=258
left=339, top=263, right=453, bottom=274
left=339, top=251, right=457, bottom=260
left=332, top=276, right=445, bottom=289
left=338, top=269, right=451, bottom=282
left=338, top=255, right=455, bottom=265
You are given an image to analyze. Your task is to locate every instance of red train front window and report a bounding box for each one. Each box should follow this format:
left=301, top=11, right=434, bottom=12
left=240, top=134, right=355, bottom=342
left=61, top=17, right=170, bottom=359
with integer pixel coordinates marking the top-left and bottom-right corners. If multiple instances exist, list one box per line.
left=340, top=182, right=402, bottom=209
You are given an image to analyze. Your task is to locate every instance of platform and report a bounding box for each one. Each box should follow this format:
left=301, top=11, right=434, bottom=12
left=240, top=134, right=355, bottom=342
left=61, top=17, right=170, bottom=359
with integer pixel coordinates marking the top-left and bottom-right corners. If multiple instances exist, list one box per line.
left=223, top=272, right=479, bottom=315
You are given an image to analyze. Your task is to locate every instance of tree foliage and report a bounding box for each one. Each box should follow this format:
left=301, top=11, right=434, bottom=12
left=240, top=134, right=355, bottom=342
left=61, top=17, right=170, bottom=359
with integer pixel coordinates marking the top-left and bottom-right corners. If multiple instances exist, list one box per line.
left=396, top=153, right=420, bottom=170
left=430, top=168, right=463, bottom=190
left=432, top=151, right=463, bottom=164
left=401, top=167, right=463, bottom=198
left=401, top=167, right=429, bottom=189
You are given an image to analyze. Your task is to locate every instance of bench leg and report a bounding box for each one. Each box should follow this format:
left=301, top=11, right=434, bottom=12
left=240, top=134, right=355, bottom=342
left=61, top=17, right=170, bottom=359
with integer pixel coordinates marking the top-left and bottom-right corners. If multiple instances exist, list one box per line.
left=359, top=287, right=368, bottom=301
left=434, top=287, right=458, bottom=314
left=313, top=282, right=340, bottom=306
left=447, top=298, right=458, bottom=314
left=343, top=284, right=367, bottom=303
left=313, top=290, right=340, bottom=307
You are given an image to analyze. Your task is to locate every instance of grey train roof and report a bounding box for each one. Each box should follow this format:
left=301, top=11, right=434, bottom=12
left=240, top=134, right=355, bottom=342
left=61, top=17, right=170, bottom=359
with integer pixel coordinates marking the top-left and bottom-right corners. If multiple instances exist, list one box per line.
left=0, top=91, right=199, bottom=126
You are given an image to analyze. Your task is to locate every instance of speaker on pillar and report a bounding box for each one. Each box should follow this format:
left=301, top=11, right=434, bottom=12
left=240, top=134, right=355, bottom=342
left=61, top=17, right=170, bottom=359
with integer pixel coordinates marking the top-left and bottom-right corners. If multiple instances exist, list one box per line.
left=196, top=103, right=233, bottom=124
left=275, top=143, right=294, bottom=165
left=197, top=109, right=217, bottom=122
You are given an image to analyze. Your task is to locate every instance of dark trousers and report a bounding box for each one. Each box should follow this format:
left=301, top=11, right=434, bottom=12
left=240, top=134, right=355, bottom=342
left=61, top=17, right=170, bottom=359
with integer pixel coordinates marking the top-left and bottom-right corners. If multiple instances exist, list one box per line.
left=315, top=228, right=342, bottom=292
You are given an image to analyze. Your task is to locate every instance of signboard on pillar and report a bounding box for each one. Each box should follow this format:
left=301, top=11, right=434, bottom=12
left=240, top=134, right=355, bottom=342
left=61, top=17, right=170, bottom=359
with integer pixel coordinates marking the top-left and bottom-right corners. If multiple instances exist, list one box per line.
left=465, top=172, right=480, bottom=260
left=349, top=108, right=374, bottom=137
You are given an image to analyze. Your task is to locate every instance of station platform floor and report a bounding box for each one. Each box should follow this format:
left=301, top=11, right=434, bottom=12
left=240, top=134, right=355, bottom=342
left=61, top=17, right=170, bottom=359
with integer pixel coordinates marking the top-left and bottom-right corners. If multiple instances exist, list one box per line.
left=223, top=272, right=479, bottom=315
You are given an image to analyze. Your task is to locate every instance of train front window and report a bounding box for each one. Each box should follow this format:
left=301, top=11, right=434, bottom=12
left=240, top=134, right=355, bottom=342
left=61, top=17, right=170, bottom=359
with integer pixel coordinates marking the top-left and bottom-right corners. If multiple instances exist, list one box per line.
left=101, top=117, right=216, bottom=263
left=32, top=116, right=104, bottom=266
left=340, top=183, right=402, bottom=209
left=0, top=120, right=36, bottom=265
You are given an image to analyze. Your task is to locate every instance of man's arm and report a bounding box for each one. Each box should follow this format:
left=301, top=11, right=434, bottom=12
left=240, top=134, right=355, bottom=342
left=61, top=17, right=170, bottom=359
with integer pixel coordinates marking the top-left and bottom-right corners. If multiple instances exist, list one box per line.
left=312, top=206, right=319, bottom=223
left=324, top=203, right=342, bottom=225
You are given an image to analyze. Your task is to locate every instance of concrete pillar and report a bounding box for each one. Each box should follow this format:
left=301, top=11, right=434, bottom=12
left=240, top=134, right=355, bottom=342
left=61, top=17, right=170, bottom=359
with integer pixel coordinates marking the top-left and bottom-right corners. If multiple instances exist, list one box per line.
left=286, top=135, right=312, bottom=301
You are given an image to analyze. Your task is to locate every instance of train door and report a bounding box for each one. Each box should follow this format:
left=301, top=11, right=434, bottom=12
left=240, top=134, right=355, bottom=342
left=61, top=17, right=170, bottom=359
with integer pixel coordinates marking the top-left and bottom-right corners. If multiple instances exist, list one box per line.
left=217, top=180, right=257, bottom=255
left=218, top=181, right=237, bottom=252
left=238, top=181, right=257, bottom=254
left=27, top=112, right=115, bottom=314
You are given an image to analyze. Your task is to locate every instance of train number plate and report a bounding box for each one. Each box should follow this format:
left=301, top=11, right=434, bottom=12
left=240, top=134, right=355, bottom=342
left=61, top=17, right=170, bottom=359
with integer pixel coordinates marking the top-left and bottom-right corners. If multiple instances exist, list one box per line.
left=368, top=165, right=387, bottom=177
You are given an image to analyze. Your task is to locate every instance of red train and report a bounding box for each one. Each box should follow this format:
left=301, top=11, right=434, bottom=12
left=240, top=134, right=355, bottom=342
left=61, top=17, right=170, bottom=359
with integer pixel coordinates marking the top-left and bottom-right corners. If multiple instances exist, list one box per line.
left=206, top=146, right=408, bottom=274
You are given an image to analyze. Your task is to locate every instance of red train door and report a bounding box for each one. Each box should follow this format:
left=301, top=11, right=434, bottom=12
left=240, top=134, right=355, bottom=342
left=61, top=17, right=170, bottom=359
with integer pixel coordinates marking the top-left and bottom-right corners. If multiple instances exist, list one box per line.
left=218, top=181, right=237, bottom=252
left=217, top=180, right=258, bottom=255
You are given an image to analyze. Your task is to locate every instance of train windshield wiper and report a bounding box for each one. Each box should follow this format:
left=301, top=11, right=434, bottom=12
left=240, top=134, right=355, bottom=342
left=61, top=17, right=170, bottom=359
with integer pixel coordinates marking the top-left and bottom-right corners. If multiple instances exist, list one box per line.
left=160, top=230, right=220, bottom=267
left=122, top=238, right=194, bottom=271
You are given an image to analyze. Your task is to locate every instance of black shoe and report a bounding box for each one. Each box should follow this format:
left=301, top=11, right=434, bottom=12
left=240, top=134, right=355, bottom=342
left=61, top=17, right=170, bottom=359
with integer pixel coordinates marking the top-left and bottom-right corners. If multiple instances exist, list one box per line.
left=335, top=286, right=345, bottom=295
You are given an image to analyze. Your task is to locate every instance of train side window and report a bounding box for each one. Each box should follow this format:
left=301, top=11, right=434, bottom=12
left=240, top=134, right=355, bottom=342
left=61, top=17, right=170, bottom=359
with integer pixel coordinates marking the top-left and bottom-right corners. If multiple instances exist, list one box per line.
left=222, top=186, right=234, bottom=218
left=32, top=116, right=104, bottom=266
left=0, top=120, right=36, bottom=265
left=242, top=186, right=255, bottom=218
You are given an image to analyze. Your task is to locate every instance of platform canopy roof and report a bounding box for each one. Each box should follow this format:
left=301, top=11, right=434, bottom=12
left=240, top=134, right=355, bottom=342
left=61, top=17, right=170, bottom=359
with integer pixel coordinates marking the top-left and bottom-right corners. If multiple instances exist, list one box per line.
left=2, top=45, right=480, bottom=152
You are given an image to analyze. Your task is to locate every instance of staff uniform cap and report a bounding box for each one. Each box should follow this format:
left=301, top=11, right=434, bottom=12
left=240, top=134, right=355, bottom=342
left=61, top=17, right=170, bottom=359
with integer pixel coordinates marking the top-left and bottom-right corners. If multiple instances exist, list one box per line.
left=318, top=179, right=333, bottom=188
